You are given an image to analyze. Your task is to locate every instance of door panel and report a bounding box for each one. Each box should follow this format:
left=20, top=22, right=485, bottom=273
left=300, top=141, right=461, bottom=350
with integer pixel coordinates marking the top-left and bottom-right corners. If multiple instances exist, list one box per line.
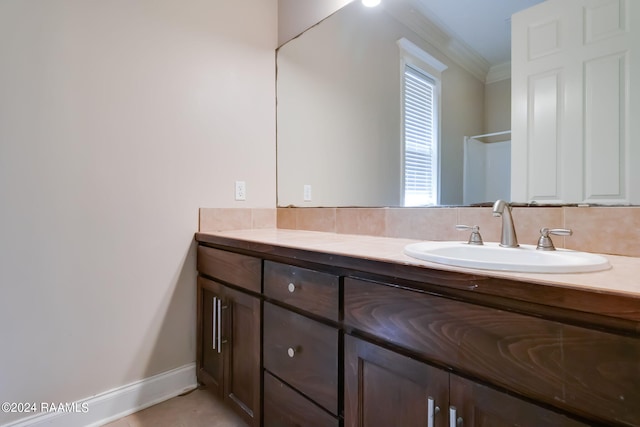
left=450, top=375, right=588, bottom=427
left=224, top=286, right=261, bottom=426
left=199, top=279, right=224, bottom=395
left=344, top=335, right=448, bottom=427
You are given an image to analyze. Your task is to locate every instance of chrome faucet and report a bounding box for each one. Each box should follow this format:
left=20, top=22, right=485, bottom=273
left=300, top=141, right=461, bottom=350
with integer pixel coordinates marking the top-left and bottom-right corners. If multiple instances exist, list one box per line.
left=492, top=200, right=519, bottom=248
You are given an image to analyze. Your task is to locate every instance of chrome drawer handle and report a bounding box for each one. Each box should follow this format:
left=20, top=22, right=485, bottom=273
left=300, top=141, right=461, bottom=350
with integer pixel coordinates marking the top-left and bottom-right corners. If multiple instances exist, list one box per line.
left=287, top=283, right=296, bottom=293
left=287, top=347, right=296, bottom=358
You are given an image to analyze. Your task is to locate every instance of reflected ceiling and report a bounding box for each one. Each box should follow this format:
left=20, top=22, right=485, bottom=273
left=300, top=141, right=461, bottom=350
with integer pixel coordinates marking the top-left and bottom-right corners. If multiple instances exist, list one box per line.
left=411, top=0, right=545, bottom=66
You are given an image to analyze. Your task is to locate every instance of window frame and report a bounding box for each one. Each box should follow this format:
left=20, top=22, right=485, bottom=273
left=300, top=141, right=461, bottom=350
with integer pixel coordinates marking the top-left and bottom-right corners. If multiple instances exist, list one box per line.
left=397, top=38, right=447, bottom=207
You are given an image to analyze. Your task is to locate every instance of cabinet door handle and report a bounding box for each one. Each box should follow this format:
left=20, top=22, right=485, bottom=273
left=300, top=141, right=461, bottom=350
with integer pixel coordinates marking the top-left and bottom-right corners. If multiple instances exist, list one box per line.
left=217, top=298, right=222, bottom=353
left=449, top=406, right=462, bottom=427
left=287, top=282, right=296, bottom=293
left=212, top=297, right=217, bottom=350
left=428, top=397, right=440, bottom=427
left=287, top=347, right=296, bottom=358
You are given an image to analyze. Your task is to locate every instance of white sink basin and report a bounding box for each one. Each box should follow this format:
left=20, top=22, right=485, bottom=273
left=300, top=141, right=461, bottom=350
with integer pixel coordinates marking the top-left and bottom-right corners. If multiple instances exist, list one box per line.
left=404, top=241, right=611, bottom=273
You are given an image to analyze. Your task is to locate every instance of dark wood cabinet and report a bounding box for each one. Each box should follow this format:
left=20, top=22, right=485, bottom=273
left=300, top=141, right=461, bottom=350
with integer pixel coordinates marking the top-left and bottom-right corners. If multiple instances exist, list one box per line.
left=195, top=233, right=640, bottom=427
left=197, top=260, right=261, bottom=427
left=449, top=375, right=587, bottom=427
left=264, top=371, right=339, bottom=427
left=345, top=335, right=588, bottom=427
left=263, top=302, right=339, bottom=414
left=264, top=260, right=340, bottom=321
left=197, top=246, right=261, bottom=293
left=344, top=276, right=640, bottom=425
left=262, top=261, right=341, bottom=426
left=199, top=280, right=224, bottom=393
left=344, top=335, right=448, bottom=427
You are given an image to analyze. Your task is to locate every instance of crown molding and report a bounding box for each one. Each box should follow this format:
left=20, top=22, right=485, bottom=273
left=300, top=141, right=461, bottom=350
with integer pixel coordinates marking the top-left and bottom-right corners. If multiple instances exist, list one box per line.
left=486, top=61, right=512, bottom=84
left=383, top=1, right=490, bottom=83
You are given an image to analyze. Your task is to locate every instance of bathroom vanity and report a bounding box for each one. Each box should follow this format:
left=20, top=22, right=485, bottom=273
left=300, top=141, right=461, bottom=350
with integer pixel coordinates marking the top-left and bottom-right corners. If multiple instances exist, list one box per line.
left=195, top=229, right=640, bottom=427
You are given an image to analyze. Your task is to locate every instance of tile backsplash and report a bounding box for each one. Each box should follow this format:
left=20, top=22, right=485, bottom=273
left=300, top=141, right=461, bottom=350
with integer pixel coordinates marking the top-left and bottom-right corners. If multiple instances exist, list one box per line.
left=276, top=206, right=640, bottom=258
left=199, top=207, right=640, bottom=257
left=199, top=208, right=276, bottom=232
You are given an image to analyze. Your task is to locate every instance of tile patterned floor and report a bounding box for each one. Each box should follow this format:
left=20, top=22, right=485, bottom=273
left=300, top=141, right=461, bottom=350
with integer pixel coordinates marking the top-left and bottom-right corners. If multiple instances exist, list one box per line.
left=102, top=387, right=248, bottom=427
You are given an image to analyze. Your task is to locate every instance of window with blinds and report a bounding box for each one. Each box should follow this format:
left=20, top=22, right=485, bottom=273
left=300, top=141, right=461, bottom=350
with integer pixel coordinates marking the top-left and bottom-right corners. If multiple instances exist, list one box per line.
left=403, top=64, right=438, bottom=206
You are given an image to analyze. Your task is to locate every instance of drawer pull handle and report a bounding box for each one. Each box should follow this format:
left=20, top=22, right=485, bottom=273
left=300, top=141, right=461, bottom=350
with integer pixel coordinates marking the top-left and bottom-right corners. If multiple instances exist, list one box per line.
left=287, top=283, right=296, bottom=293
left=287, top=347, right=296, bottom=358
left=428, top=397, right=439, bottom=427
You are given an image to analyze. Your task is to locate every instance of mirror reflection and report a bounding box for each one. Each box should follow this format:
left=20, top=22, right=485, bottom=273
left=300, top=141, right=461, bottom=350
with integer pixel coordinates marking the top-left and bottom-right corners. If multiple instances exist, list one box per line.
left=276, top=0, right=540, bottom=207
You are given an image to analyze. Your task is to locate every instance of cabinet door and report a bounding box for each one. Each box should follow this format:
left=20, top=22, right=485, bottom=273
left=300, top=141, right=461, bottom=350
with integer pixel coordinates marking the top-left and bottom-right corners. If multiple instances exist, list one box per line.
left=197, top=277, right=261, bottom=427
left=198, top=277, right=225, bottom=395
left=450, top=375, right=588, bottom=427
left=223, top=285, right=261, bottom=427
left=344, top=335, right=449, bottom=427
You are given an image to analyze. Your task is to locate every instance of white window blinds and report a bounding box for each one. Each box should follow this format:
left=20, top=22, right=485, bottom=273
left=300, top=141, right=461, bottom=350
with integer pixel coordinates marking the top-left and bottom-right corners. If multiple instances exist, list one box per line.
left=403, top=64, right=438, bottom=206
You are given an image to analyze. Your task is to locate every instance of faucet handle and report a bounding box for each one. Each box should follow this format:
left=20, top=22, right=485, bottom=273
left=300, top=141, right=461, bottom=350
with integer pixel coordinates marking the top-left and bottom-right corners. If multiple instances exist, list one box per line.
left=456, top=224, right=484, bottom=245
left=536, top=227, right=573, bottom=251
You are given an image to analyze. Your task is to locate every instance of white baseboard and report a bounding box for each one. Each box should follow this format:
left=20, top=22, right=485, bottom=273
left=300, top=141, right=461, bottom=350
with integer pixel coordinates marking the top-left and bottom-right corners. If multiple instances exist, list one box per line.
left=3, top=363, right=197, bottom=427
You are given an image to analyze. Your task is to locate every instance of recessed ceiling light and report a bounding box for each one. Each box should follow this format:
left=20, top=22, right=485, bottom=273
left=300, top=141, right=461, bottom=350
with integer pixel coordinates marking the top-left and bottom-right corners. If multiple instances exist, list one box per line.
left=362, top=0, right=381, bottom=7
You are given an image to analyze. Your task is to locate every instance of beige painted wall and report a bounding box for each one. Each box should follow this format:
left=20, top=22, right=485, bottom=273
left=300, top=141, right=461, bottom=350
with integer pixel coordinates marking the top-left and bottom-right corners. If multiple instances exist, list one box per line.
left=0, top=0, right=276, bottom=424
left=484, top=78, right=511, bottom=134
left=278, top=0, right=353, bottom=46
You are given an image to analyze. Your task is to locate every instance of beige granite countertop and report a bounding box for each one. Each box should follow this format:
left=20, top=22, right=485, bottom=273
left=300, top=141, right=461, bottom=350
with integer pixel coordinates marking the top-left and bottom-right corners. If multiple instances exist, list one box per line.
left=198, top=228, right=640, bottom=298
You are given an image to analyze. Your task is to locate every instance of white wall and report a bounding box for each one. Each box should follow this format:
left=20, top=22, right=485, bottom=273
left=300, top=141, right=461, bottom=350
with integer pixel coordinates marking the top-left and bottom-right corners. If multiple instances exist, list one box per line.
left=0, top=0, right=276, bottom=424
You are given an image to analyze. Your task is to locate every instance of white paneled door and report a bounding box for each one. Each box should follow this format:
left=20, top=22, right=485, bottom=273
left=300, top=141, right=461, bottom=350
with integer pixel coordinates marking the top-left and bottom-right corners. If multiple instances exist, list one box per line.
left=511, top=0, right=638, bottom=204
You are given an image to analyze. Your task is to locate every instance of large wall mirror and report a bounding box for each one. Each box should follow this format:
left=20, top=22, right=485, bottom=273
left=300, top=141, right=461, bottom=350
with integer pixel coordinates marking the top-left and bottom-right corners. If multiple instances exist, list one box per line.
left=276, top=0, right=542, bottom=207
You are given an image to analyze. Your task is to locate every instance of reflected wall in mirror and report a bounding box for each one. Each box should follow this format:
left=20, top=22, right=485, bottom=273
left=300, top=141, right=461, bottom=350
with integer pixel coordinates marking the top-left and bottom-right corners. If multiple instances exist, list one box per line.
left=277, top=0, right=639, bottom=208
left=277, top=0, right=518, bottom=207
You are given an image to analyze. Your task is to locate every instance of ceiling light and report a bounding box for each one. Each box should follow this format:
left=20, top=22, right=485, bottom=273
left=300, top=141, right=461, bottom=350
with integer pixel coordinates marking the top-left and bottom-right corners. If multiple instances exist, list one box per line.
left=362, top=0, right=381, bottom=7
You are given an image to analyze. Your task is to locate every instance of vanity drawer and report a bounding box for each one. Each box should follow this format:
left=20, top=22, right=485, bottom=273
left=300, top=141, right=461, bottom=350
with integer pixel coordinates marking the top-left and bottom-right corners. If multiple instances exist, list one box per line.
left=263, top=302, right=339, bottom=415
left=264, top=371, right=339, bottom=427
left=264, top=261, right=339, bottom=320
left=197, top=245, right=261, bottom=293
left=344, top=277, right=640, bottom=425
